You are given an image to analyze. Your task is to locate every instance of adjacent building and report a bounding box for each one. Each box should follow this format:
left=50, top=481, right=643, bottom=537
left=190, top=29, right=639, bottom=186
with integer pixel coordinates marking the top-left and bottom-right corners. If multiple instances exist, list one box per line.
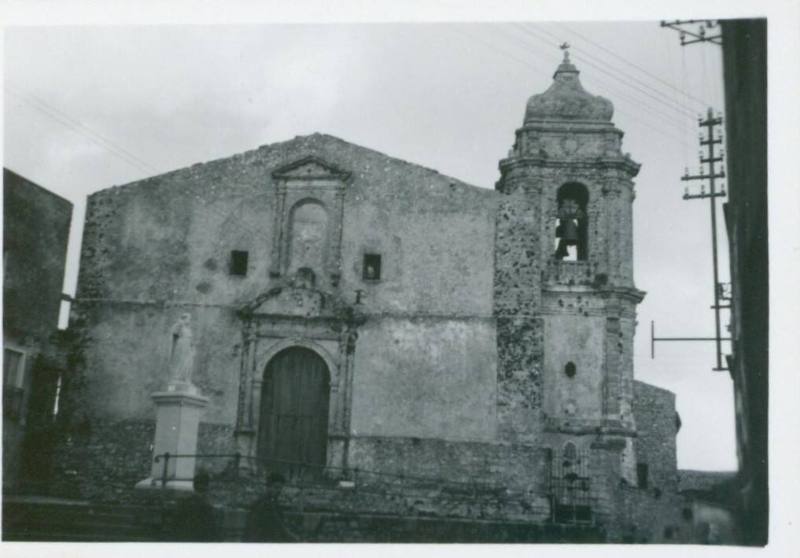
left=3, top=169, right=72, bottom=492
left=720, top=18, right=769, bottom=546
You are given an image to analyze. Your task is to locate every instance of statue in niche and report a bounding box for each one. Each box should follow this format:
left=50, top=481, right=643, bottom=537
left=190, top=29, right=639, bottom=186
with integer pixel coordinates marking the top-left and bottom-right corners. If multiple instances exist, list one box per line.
left=168, top=313, right=196, bottom=388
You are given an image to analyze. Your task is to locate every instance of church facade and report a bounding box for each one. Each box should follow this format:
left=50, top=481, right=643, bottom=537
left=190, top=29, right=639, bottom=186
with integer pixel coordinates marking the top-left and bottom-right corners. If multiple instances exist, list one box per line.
left=58, top=55, right=688, bottom=542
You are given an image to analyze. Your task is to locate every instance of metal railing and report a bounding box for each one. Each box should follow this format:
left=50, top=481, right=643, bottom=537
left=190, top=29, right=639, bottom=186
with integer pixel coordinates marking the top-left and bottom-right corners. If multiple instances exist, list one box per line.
left=153, top=452, right=245, bottom=486
left=151, top=452, right=503, bottom=492
left=547, top=449, right=596, bottom=525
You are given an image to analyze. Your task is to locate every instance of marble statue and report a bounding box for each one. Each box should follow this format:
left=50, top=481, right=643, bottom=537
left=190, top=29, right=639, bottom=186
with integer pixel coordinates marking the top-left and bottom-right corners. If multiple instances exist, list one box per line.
left=168, top=313, right=196, bottom=386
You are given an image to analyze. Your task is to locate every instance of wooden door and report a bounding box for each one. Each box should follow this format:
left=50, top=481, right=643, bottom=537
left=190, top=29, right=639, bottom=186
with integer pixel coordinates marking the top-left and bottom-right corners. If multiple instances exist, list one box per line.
left=258, top=347, right=330, bottom=479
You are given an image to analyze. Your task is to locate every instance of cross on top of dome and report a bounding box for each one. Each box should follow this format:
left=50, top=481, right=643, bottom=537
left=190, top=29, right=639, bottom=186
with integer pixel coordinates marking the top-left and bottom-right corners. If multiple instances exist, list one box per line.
left=559, top=41, right=571, bottom=63
left=523, top=44, right=614, bottom=123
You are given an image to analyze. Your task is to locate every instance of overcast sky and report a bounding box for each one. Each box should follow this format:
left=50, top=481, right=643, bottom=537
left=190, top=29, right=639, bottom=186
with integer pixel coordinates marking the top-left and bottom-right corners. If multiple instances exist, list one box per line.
left=0, top=15, right=765, bottom=471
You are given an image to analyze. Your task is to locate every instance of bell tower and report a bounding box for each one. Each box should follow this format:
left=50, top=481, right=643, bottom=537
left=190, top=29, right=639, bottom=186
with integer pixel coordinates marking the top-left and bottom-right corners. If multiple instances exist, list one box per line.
left=493, top=48, right=644, bottom=478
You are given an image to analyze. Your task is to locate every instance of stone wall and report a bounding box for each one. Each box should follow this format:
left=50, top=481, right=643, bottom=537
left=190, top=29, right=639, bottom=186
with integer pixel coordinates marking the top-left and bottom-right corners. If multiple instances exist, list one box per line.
left=597, top=380, right=688, bottom=543
left=348, top=435, right=550, bottom=492
left=66, top=133, right=503, bottom=501
left=493, top=193, right=545, bottom=443
left=71, top=302, right=243, bottom=424
left=542, top=313, right=606, bottom=420
left=49, top=419, right=153, bottom=501
left=616, top=485, right=687, bottom=543
left=48, top=418, right=240, bottom=502
left=72, top=132, right=498, bottom=427
left=77, top=133, right=496, bottom=315
left=633, top=380, right=679, bottom=494
left=350, top=317, right=497, bottom=441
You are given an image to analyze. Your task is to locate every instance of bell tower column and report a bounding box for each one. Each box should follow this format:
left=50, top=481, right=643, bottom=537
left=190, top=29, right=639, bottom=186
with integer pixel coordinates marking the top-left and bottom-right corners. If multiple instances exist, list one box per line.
left=494, top=50, right=644, bottom=482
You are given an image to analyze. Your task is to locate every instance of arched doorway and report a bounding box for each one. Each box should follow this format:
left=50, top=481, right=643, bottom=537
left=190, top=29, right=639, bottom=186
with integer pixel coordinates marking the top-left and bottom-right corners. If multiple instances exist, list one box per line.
left=258, top=347, right=330, bottom=480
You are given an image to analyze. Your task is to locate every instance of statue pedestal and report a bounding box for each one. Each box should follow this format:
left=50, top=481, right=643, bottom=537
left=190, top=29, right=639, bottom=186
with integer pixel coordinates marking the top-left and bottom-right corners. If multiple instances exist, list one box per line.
left=135, top=384, right=209, bottom=492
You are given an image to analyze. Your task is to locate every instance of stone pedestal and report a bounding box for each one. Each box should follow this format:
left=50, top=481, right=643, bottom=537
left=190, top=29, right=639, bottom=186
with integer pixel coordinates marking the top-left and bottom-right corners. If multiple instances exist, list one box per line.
left=136, top=383, right=209, bottom=491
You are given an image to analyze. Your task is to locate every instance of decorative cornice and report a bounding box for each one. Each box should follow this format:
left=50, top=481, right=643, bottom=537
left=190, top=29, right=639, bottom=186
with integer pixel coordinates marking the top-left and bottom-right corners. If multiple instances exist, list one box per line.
left=544, top=416, right=637, bottom=437
left=600, top=286, right=646, bottom=304
left=499, top=155, right=641, bottom=177
left=518, top=122, right=622, bottom=135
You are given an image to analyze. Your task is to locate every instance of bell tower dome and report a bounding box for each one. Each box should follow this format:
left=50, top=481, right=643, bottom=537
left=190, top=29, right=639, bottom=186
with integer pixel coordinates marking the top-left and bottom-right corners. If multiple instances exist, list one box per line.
left=493, top=48, right=644, bottom=481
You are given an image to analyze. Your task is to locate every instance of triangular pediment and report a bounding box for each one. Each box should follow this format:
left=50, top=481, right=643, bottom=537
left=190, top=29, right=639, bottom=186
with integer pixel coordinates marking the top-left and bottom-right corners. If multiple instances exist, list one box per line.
left=272, top=156, right=351, bottom=181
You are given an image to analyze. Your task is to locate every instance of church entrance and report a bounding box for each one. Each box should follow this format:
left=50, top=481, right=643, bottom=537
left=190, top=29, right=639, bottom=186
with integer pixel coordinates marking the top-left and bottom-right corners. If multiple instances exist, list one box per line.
left=258, top=347, right=330, bottom=480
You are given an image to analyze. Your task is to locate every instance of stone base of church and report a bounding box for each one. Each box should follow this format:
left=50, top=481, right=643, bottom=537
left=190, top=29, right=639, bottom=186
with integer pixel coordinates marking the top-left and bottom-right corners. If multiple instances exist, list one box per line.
left=40, top=419, right=699, bottom=543
left=346, top=434, right=550, bottom=490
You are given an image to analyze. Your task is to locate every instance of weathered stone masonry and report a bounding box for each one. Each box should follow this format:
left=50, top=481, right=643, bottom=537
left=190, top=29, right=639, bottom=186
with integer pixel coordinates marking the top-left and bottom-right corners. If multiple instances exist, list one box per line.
left=56, top=54, right=693, bottom=541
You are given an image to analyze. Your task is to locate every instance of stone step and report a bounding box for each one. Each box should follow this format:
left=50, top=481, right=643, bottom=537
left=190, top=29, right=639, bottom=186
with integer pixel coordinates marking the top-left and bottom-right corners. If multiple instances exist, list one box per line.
left=2, top=499, right=166, bottom=542
left=3, top=500, right=605, bottom=543
left=5, top=529, right=159, bottom=543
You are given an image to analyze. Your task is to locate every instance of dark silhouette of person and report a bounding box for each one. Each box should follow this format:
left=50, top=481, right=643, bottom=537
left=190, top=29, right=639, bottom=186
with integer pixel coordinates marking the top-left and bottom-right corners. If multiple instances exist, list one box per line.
left=172, top=470, right=222, bottom=542
left=243, top=472, right=298, bottom=542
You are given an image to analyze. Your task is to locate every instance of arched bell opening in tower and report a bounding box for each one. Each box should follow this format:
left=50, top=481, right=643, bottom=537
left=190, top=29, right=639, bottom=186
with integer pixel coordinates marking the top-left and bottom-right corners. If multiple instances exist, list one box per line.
left=554, top=183, right=589, bottom=261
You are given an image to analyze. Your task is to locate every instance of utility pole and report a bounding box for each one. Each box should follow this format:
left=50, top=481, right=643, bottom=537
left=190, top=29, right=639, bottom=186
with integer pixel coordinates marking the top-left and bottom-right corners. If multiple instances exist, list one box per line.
left=660, top=20, right=722, bottom=46
left=651, top=107, right=730, bottom=371
left=682, top=108, right=727, bottom=371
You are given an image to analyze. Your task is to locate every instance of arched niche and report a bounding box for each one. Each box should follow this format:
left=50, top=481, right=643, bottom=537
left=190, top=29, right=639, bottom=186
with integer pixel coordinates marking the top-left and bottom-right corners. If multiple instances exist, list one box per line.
left=269, top=156, right=350, bottom=287
left=287, top=199, right=328, bottom=276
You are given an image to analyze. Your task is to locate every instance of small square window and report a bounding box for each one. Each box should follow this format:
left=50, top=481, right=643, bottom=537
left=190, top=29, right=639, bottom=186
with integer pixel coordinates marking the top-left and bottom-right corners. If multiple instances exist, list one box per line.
left=230, top=250, right=249, bottom=276
left=636, top=463, right=649, bottom=489
left=363, top=254, right=382, bottom=281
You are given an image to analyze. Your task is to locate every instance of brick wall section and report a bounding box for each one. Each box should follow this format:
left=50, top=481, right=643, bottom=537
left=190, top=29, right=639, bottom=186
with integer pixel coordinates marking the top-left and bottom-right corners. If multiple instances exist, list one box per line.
left=348, top=435, right=549, bottom=492
left=600, top=380, right=688, bottom=543
left=494, top=191, right=545, bottom=443
left=632, top=380, right=679, bottom=494
left=49, top=420, right=153, bottom=501
left=494, top=196, right=543, bottom=317
left=678, top=470, right=736, bottom=494
left=617, top=487, right=688, bottom=543
left=495, top=317, right=544, bottom=442
left=50, top=427, right=680, bottom=538
left=48, top=419, right=240, bottom=503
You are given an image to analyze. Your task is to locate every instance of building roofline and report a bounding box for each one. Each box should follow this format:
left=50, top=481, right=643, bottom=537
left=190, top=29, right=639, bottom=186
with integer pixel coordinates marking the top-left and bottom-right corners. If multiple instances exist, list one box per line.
left=633, top=379, right=677, bottom=398
left=3, top=167, right=74, bottom=207
left=88, top=132, right=495, bottom=198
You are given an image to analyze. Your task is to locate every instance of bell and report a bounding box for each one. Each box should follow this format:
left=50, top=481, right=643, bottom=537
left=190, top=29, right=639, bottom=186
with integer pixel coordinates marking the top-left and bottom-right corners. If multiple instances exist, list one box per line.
left=555, top=239, right=570, bottom=259
left=558, top=218, right=580, bottom=245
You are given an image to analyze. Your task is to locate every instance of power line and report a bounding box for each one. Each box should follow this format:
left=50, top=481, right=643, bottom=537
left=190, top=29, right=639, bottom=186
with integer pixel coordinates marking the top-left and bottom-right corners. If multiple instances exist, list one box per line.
left=494, top=25, right=695, bottom=136
left=6, top=81, right=271, bottom=240
left=512, top=23, right=700, bottom=122
left=449, top=24, right=688, bottom=145
left=550, top=22, right=712, bottom=110
left=679, top=43, right=691, bottom=167
left=5, top=82, right=159, bottom=174
left=448, top=27, right=680, bottom=147
left=446, top=24, right=552, bottom=79
left=530, top=22, right=705, bottom=121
